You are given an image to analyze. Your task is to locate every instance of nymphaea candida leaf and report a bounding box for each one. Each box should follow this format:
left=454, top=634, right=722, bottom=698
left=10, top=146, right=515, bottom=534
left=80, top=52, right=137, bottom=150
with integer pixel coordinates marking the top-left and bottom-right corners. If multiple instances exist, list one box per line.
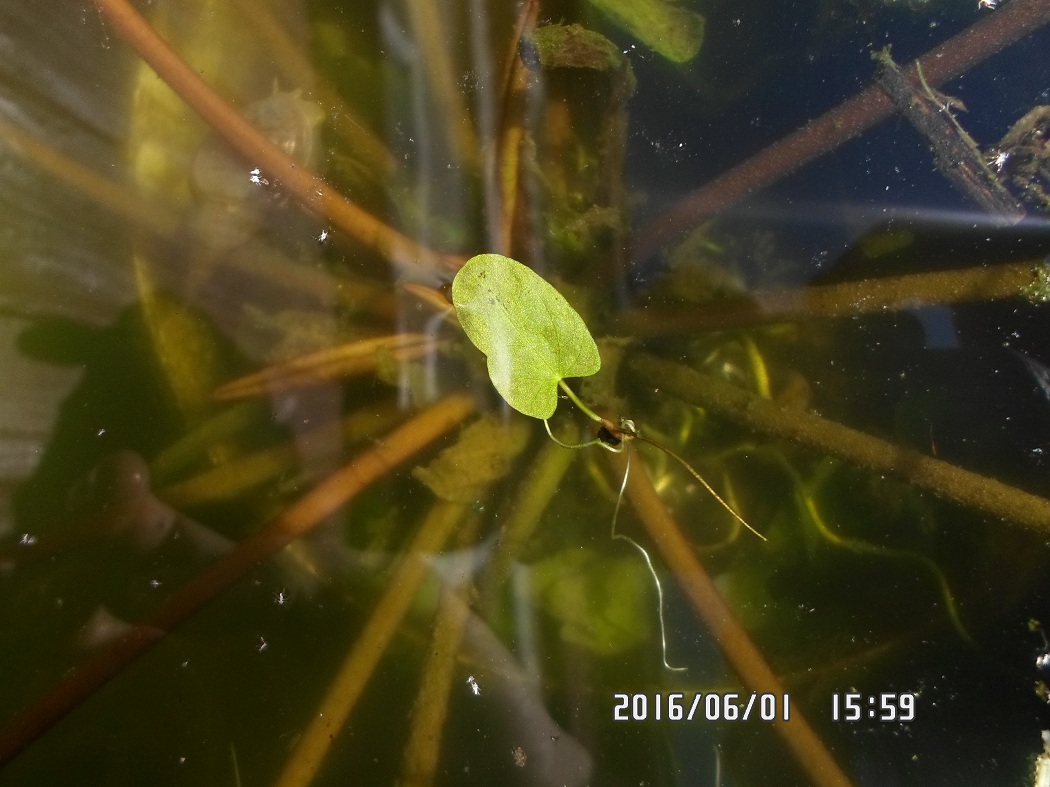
left=452, top=253, right=600, bottom=419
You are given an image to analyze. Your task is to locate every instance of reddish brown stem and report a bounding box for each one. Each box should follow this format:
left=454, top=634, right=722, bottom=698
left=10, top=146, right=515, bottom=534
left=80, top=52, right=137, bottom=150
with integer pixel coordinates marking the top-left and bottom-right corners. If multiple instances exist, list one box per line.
left=486, top=0, right=540, bottom=254
left=225, top=0, right=397, bottom=176
left=91, top=0, right=462, bottom=273
left=274, top=501, right=468, bottom=787
left=0, top=113, right=176, bottom=237
left=637, top=0, right=1050, bottom=258
left=611, top=452, right=854, bottom=787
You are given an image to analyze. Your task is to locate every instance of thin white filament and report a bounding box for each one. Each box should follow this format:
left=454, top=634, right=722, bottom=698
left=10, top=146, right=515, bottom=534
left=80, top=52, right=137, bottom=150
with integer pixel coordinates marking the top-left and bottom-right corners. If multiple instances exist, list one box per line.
left=543, top=418, right=603, bottom=450
left=634, top=433, right=765, bottom=541
left=611, top=449, right=687, bottom=673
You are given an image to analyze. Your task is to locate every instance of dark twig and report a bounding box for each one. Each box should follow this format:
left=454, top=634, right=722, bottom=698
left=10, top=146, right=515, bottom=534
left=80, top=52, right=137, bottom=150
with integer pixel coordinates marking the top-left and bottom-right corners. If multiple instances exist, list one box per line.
left=637, top=0, right=1050, bottom=259
left=872, top=48, right=1023, bottom=219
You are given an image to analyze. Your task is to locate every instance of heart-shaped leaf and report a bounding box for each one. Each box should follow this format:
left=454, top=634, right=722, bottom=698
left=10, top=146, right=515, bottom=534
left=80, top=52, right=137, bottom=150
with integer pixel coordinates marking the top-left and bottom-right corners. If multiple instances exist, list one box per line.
left=452, top=254, right=601, bottom=419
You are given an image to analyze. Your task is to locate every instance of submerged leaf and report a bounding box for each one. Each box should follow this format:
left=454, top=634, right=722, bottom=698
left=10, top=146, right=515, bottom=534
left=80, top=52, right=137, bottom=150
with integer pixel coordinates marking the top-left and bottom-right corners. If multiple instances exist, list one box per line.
left=586, top=0, right=705, bottom=63
left=452, top=254, right=601, bottom=419
left=528, top=547, right=652, bottom=655
left=412, top=414, right=531, bottom=502
left=526, top=24, right=631, bottom=74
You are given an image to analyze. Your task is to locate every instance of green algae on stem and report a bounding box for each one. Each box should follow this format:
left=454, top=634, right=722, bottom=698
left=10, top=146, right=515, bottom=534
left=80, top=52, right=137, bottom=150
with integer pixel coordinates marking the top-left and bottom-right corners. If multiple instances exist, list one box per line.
left=629, top=354, right=1050, bottom=535
left=1022, top=260, right=1050, bottom=303
left=616, top=259, right=1047, bottom=337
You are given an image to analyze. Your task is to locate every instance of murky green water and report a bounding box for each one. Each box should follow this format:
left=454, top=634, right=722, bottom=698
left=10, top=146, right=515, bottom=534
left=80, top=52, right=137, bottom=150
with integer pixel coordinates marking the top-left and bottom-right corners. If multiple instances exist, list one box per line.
left=1, top=1, right=1050, bottom=785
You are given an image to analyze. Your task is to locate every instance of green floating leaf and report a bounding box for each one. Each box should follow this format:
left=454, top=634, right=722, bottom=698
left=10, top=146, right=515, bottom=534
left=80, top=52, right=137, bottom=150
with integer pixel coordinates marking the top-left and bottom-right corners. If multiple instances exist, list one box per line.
left=452, top=253, right=601, bottom=419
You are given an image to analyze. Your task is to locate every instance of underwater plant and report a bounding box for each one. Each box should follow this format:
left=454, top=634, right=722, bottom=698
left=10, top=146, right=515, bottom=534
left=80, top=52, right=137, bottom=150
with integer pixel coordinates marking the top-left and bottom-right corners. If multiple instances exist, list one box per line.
left=0, top=2, right=1049, bottom=787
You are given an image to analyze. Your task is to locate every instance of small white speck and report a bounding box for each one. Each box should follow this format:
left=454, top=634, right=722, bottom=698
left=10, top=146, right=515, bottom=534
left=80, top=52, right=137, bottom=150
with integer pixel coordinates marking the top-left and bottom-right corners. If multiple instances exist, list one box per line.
left=467, top=675, right=481, bottom=696
left=316, top=229, right=329, bottom=243
left=257, top=636, right=268, bottom=653
left=148, top=579, right=161, bottom=589
left=19, top=533, right=36, bottom=546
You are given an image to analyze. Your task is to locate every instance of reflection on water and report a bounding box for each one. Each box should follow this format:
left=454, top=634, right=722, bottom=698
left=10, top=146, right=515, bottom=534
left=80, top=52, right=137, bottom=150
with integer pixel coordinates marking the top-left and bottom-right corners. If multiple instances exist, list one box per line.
left=1, top=0, right=1050, bottom=785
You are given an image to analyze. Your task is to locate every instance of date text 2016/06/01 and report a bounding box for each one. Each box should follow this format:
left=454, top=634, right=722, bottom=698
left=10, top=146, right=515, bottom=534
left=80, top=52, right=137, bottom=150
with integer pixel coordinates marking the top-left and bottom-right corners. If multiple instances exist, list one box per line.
left=613, top=692, right=790, bottom=723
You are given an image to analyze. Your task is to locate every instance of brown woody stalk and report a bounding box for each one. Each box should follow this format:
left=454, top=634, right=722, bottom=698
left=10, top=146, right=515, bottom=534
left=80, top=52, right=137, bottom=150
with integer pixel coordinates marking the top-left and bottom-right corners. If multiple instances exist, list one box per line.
left=486, top=0, right=539, bottom=253
left=611, top=452, right=854, bottom=787
left=404, top=0, right=481, bottom=170
left=0, top=111, right=396, bottom=315
left=630, top=355, right=1050, bottom=534
left=0, top=394, right=475, bottom=768
left=92, top=0, right=461, bottom=273
left=225, top=0, right=397, bottom=176
left=637, top=0, right=1050, bottom=258
left=399, top=585, right=474, bottom=787
left=212, top=333, right=434, bottom=401
left=398, top=519, right=480, bottom=787
left=615, top=259, right=1043, bottom=336
left=0, top=113, right=177, bottom=238
left=273, top=501, right=468, bottom=787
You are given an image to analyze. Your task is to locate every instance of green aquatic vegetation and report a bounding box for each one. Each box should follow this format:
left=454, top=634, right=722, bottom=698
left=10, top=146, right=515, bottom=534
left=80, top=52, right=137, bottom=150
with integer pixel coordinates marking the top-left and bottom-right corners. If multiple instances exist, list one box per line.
left=412, top=414, right=531, bottom=503
left=452, top=253, right=764, bottom=540
left=452, top=253, right=602, bottom=421
left=527, top=547, right=653, bottom=655
left=584, top=0, right=705, bottom=63
left=451, top=252, right=764, bottom=666
left=1021, top=261, right=1050, bottom=303
left=526, top=24, right=632, bottom=74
